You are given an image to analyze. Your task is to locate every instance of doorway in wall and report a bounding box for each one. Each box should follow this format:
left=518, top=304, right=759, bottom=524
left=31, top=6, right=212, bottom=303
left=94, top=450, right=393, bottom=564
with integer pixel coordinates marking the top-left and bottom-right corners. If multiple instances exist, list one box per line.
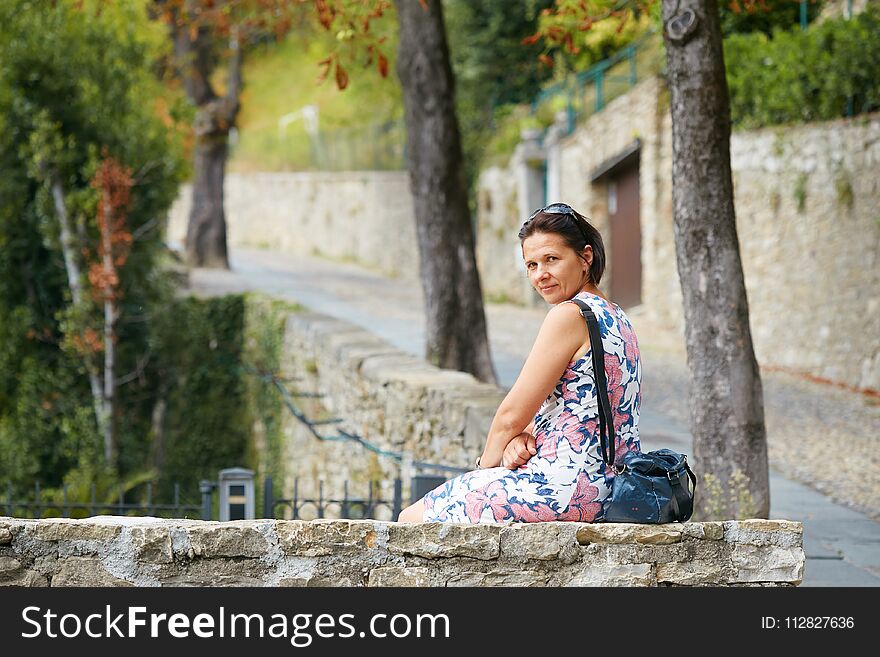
left=591, top=141, right=642, bottom=309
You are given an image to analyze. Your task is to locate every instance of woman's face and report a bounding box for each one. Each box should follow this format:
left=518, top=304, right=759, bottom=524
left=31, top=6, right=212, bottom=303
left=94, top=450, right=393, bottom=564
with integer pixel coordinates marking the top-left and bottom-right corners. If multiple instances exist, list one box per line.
left=522, top=231, right=591, bottom=305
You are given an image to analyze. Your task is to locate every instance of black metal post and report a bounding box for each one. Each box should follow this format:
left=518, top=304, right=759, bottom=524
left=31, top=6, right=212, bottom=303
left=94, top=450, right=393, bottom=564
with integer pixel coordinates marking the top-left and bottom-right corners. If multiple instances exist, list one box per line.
left=317, top=480, right=324, bottom=519
left=392, top=478, right=402, bottom=521
left=341, top=480, right=349, bottom=519
left=199, top=480, right=215, bottom=521
left=263, top=476, right=274, bottom=519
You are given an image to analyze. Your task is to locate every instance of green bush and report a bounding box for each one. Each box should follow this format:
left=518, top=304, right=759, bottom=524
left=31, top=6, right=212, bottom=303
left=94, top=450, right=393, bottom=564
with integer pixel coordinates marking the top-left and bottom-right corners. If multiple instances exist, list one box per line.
left=725, top=8, right=880, bottom=128
left=0, top=0, right=186, bottom=491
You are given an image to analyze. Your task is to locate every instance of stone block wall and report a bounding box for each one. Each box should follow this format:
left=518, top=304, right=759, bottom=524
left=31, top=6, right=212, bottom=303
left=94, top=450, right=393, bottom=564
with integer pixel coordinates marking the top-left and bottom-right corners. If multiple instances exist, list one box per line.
left=277, top=310, right=505, bottom=516
left=0, top=517, right=804, bottom=587
left=167, top=171, right=419, bottom=281
left=476, top=79, right=880, bottom=391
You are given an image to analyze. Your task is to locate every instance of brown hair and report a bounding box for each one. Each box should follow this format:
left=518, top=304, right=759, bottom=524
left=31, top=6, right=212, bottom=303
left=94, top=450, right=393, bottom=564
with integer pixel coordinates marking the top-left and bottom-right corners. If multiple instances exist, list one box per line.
left=518, top=205, right=606, bottom=285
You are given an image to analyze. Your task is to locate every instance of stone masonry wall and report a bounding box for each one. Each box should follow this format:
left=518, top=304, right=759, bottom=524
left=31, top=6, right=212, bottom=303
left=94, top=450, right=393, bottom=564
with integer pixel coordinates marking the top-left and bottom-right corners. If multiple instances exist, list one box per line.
left=0, top=517, right=804, bottom=587
left=277, top=310, right=505, bottom=515
left=476, top=79, right=880, bottom=391
left=167, top=171, right=419, bottom=281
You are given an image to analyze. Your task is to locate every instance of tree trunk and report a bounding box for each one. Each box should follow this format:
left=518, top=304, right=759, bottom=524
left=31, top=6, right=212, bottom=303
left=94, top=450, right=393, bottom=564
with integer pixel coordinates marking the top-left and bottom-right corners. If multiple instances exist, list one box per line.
left=186, top=132, right=230, bottom=268
left=51, top=175, right=109, bottom=459
left=662, top=0, right=769, bottom=518
left=393, top=0, right=497, bottom=384
left=171, top=6, right=240, bottom=269
left=100, top=187, right=118, bottom=470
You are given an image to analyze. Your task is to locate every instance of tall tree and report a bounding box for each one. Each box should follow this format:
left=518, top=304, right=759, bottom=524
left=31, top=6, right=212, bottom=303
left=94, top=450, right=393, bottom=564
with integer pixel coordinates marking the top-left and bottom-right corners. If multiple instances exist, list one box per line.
left=663, top=0, right=768, bottom=518
left=536, top=0, right=770, bottom=518
left=163, top=1, right=242, bottom=268
left=393, top=0, right=497, bottom=383
left=0, top=0, right=185, bottom=481
left=161, top=0, right=499, bottom=383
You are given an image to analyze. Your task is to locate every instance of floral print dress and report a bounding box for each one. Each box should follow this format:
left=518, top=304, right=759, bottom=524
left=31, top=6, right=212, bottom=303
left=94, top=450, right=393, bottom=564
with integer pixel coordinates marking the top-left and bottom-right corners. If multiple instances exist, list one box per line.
left=422, top=291, right=641, bottom=523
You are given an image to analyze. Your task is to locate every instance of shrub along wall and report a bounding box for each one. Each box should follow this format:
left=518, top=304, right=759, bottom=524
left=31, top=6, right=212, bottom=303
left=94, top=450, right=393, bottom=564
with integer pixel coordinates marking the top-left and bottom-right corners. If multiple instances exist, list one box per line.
left=725, top=6, right=880, bottom=128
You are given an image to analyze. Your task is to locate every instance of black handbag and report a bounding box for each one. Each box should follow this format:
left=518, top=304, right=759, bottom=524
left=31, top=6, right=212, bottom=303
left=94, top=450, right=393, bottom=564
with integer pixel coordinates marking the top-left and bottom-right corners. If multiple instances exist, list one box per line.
left=571, top=299, right=697, bottom=523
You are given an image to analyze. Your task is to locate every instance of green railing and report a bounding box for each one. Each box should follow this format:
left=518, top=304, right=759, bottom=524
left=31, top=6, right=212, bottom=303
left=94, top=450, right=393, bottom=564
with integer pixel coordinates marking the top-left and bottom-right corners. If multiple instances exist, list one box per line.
left=530, top=30, right=663, bottom=136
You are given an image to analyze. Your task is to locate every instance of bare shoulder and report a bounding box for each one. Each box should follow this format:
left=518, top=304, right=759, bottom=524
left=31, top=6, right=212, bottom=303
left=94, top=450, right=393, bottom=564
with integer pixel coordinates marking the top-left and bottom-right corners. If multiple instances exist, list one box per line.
left=546, top=299, right=587, bottom=323
left=541, top=301, right=588, bottom=336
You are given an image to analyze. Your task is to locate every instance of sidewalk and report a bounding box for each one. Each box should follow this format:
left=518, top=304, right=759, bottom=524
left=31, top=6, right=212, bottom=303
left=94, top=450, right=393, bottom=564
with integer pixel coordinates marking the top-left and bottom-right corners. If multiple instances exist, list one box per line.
left=185, top=246, right=880, bottom=586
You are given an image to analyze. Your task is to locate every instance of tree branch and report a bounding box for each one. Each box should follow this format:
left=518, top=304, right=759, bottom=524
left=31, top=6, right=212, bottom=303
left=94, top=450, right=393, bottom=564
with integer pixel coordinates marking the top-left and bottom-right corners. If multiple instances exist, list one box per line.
left=116, top=349, right=152, bottom=388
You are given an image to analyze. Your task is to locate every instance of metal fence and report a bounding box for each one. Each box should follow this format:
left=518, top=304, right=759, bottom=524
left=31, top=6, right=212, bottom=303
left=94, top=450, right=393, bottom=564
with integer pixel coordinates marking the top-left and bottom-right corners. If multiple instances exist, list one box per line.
left=265, top=476, right=403, bottom=521
left=3, top=481, right=203, bottom=520
left=531, top=30, right=663, bottom=137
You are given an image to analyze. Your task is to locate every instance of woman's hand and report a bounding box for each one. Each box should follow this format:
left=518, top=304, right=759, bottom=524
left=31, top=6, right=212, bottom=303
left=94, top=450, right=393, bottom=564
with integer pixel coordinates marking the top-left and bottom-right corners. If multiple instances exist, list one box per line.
left=501, top=432, right=537, bottom=469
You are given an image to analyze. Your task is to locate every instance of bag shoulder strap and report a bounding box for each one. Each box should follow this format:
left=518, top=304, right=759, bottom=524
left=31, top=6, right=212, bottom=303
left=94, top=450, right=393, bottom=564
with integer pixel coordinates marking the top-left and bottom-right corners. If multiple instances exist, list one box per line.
left=570, top=298, right=615, bottom=467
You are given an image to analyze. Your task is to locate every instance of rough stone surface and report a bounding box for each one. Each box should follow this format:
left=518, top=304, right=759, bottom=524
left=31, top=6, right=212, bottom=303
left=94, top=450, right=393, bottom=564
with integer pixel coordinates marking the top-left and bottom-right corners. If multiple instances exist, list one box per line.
left=656, top=560, right=734, bottom=586
left=499, top=523, right=563, bottom=561
left=31, top=517, right=122, bottom=543
left=187, top=522, right=270, bottom=558
left=446, top=571, right=550, bottom=587
left=0, top=556, right=47, bottom=586
left=368, top=567, right=432, bottom=587
left=0, top=517, right=803, bottom=587
left=576, top=523, right=683, bottom=545
left=566, top=563, right=656, bottom=587
left=51, top=557, right=133, bottom=587
left=130, top=526, right=174, bottom=564
left=278, top=520, right=380, bottom=557
left=386, top=523, right=501, bottom=560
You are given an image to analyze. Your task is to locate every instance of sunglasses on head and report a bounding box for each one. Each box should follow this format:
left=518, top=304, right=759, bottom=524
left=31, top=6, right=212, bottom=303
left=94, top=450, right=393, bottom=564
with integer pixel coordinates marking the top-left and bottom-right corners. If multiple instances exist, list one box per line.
left=527, top=202, right=576, bottom=222
left=526, top=203, right=589, bottom=243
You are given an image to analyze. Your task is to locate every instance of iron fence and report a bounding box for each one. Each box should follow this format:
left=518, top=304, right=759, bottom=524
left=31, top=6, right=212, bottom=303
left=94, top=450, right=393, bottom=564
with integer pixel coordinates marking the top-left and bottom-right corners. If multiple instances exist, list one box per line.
left=2, top=481, right=204, bottom=520
left=531, top=30, right=663, bottom=137
left=265, top=476, right=403, bottom=521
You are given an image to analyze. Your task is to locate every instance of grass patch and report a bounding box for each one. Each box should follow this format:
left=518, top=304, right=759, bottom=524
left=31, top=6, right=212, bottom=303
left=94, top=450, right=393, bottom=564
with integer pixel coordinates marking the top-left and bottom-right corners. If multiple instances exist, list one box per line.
left=230, top=27, right=404, bottom=172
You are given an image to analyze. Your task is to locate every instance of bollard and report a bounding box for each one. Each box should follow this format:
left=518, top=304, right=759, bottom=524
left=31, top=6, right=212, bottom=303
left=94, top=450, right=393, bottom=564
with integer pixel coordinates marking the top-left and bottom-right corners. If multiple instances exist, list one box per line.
left=199, top=480, right=216, bottom=521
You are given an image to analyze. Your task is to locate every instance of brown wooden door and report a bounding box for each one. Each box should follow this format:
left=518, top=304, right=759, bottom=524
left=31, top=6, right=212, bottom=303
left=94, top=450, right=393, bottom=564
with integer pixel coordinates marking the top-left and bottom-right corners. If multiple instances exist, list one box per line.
left=609, top=162, right=642, bottom=309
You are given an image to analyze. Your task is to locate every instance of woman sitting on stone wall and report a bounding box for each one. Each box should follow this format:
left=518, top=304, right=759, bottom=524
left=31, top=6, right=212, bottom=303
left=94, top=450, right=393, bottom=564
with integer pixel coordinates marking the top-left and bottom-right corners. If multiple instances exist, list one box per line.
left=397, top=203, right=641, bottom=523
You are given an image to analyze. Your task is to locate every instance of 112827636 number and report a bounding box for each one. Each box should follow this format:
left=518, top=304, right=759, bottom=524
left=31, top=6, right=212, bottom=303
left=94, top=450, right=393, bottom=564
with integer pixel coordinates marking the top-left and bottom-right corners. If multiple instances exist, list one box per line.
left=762, top=617, right=855, bottom=629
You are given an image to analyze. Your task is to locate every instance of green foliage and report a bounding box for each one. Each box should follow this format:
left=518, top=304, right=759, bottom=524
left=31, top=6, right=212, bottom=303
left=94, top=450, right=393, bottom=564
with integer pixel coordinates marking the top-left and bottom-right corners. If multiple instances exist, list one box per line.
left=444, top=0, right=556, bottom=185
left=696, top=469, right=757, bottom=520
left=0, top=0, right=185, bottom=491
left=794, top=172, right=809, bottom=212
left=720, top=0, right=825, bottom=37
left=148, top=295, right=253, bottom=500
left=458, top=4, right=657, bottom=172
left=230, top=19, right=402, bottom=172
left=725, top=6, right=880, bottom=128
left=834, top=168, right=854, bottom=210
left=242, top=295, right=302, bottom=514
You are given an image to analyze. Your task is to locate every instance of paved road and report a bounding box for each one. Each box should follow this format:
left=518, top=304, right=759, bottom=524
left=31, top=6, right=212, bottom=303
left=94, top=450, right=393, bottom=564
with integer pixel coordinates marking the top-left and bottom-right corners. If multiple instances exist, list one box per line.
left=185, top=246, right=880, bottom=586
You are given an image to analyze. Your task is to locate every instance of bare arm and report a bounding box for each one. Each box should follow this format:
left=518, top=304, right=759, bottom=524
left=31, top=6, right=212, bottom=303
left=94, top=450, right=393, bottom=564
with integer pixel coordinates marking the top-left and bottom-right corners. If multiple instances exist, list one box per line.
left=478, top=302, right=587, bottom=467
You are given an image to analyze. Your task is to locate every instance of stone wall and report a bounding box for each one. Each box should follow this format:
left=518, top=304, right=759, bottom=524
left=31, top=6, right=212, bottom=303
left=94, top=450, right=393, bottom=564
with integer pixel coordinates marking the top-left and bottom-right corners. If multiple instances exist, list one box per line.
left=167, top=171, right=419, bottom=281
left=476, top=78, right=880, bottom=391
left=0, top=517, right=805, bottom=587
left=163, top=97, right=879, bottom=391
left=277, top=310, right=505, bottom=514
